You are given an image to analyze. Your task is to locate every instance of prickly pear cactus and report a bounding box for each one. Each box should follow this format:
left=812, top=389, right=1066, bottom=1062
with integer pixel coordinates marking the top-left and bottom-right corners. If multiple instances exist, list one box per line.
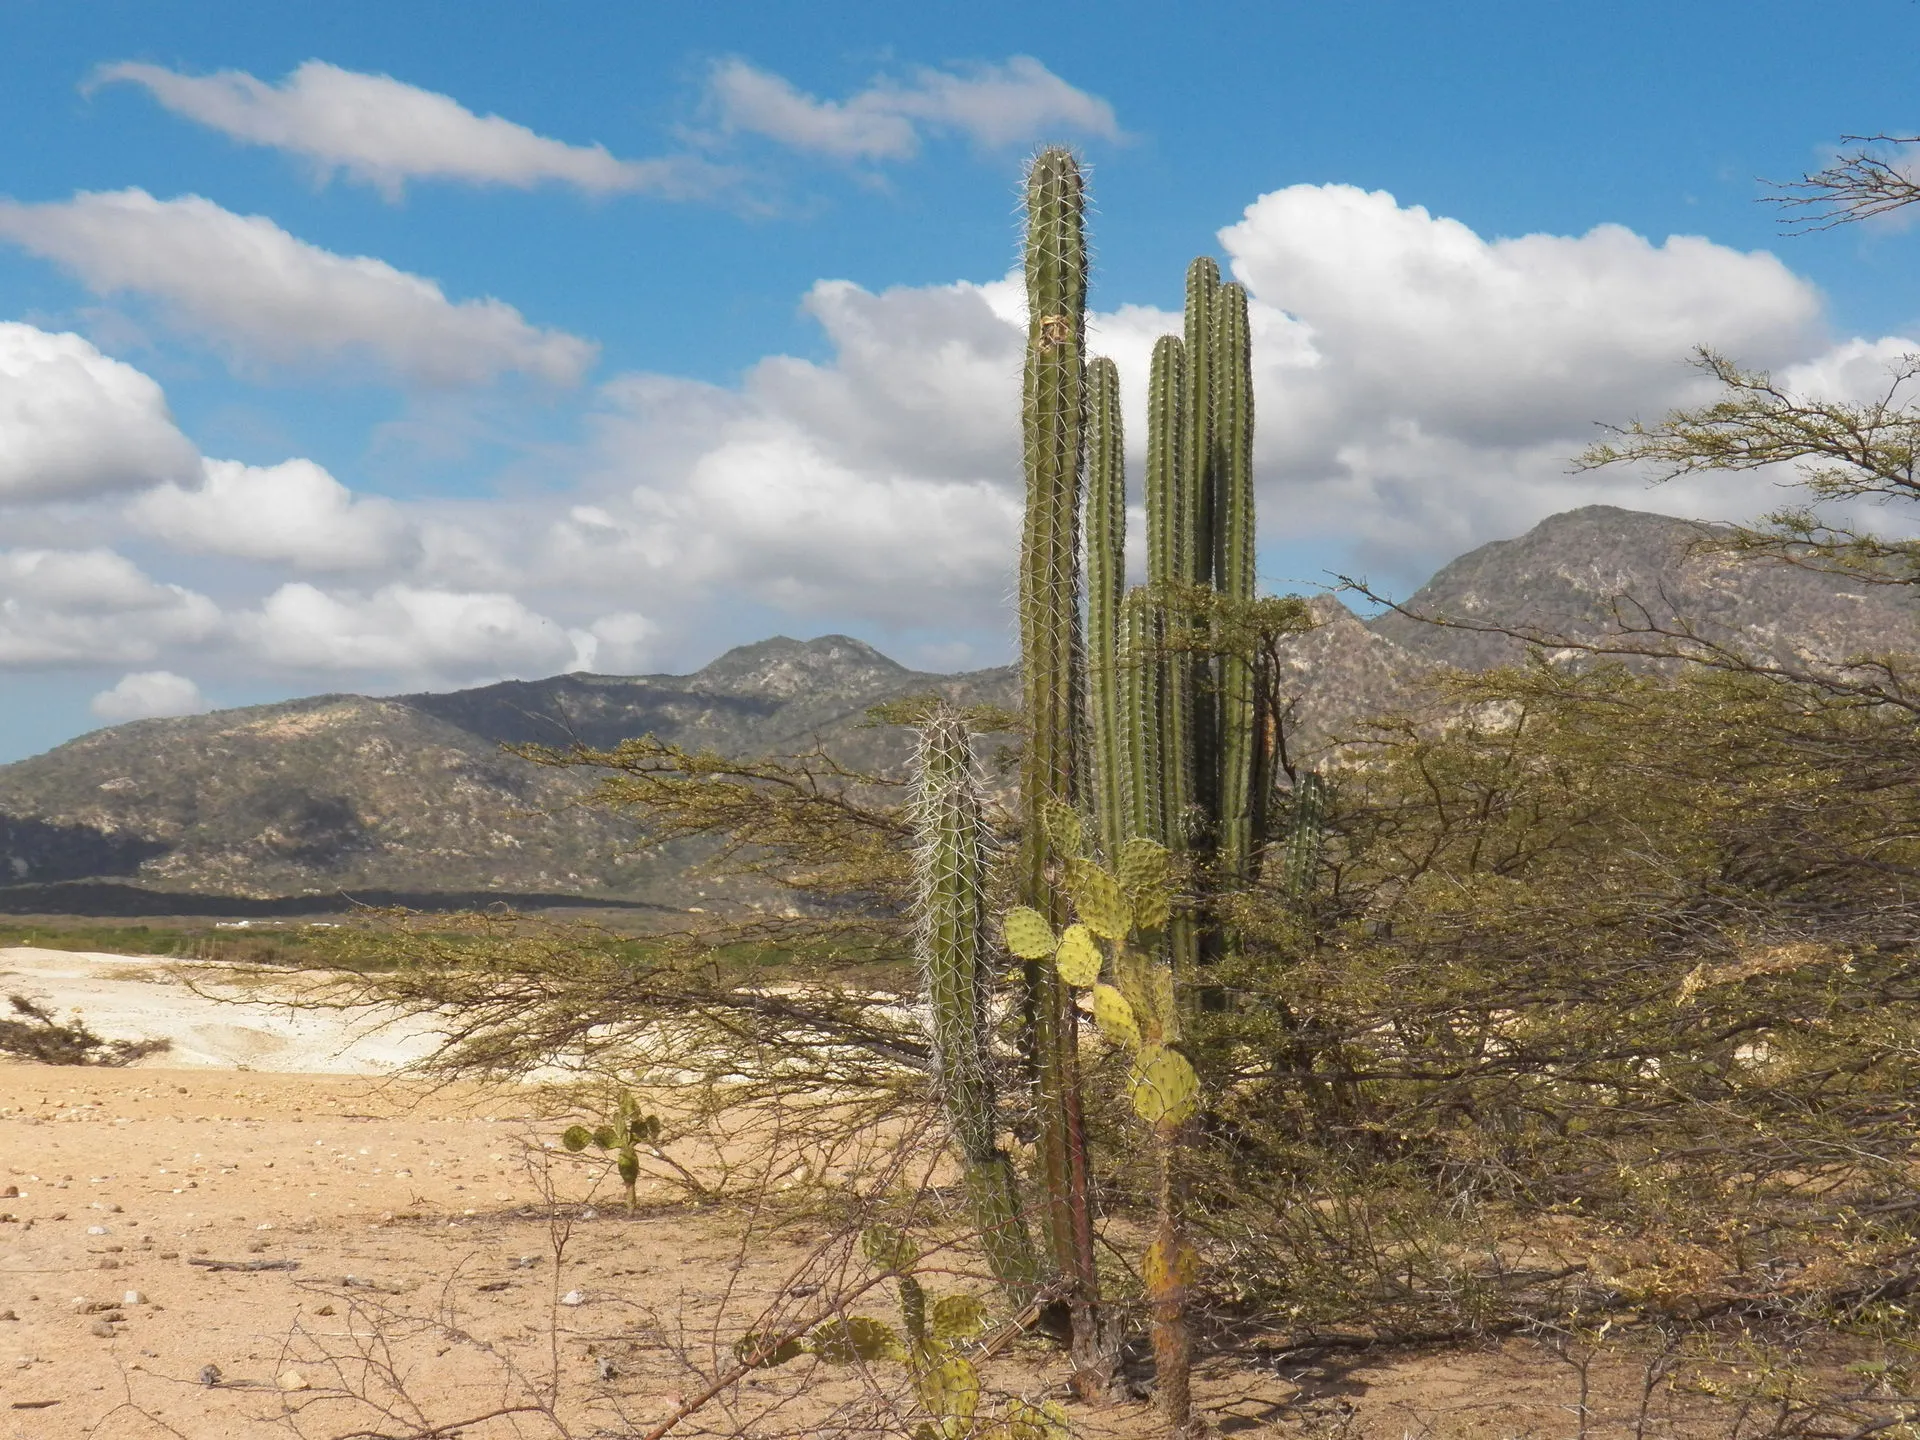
left=1000, top=844, right=1200, bottom=1432
left=1002, top=845, right=1195, bottom=1129
left=741, top=1223, right=1067, bottom=1440
left=560, top=1091, right=662, bottom=1212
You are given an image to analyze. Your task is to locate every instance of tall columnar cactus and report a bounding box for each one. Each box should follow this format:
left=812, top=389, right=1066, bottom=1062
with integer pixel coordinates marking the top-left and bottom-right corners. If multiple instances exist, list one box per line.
left=1213, top=282, right=1259, bottom=887
left=1142, top=335, right=1192, bottom=854
left=1142, top=330, right=1203, bottom=986
left=1183, top=261, right=1223, bottom=836
left=1281, top=769, right=1328, bottom=904
left=911, top=707, right=1038, bottom=1298
left=1085, top=357, right=1129, bottom=866
left=1181, top=259, right=1220, bottom=590
left=1074, top=242, right=1264, bottom=1429
left=1016, top=147, right=1099, bottom=1315
left=1122, top=589, right=1164, bottom=848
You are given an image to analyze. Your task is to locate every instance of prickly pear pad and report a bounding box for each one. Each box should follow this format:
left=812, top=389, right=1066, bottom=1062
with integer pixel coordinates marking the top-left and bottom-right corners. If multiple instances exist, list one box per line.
left=1053, top=924, right=1103, bottom=986
left=1065, top=857, right=1131, bottom=941
left=1129, top=1043, right=1200, bottom=1127
left=1001, top=907, right=1057, bottom=959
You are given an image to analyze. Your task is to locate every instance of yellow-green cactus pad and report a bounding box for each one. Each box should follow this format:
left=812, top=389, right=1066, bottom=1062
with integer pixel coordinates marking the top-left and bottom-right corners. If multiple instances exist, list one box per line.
left=1001, top=907, right=1057, bottom=960
left=1116, top=836, right=1170, bottom=895
left=1041, top=799, right=1086, bottom=858
left=1053, top=923, right=1102, bottom=987
left=1129, top=1043, right=1199, bottom=1127
left=1112, top=947, right=1153, bottom=1016
left=914, top=1354, right=981, bottom=1424
left=1136, top=960, right=1180, bottom=1043
left=1090, top=983, right=1140, bottom=1049
left=809, top=1315, right=907, bottom=1364
left=733, top=1331, right=804, bottom=1368
left=1065, top=857, right=1131, bottom=940
left=1005, top=1398, right=1073, bottom=1440
left=929, top=1292, right=988, bottom=1342
left=860, top=1224, right=919, bottom=1273
left=1129, top=879, right=1171, bottom=932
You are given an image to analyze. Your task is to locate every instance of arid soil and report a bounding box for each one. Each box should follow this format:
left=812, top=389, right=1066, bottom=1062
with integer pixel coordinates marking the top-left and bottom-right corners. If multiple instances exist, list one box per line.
left=0, top=952, right=1785, bottom=1439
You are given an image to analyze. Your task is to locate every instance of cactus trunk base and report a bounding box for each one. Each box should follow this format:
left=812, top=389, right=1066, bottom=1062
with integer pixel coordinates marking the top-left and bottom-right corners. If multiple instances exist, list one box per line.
left=960, top=1152, right=1038, bottom=1301
left=1150, top=1127, right=1194, bottom=1437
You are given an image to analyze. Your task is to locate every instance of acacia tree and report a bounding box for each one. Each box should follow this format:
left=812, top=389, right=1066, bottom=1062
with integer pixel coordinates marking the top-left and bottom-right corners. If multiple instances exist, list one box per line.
left=1772, top=131, right=1920, bottom=230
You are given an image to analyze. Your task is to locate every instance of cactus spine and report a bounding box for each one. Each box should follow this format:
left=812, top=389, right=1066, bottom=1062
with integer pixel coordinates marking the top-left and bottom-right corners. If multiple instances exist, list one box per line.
left=1086, top=356, right=1129, bottom=866
left=1016, top=147, right=1099, bottom=1316
left=911, top=708, right=1039, bottom=1297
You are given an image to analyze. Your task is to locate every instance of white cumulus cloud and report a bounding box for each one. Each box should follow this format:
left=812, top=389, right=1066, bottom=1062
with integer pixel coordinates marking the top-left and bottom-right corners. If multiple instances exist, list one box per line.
left=90, top=670, right=209, bottom=722
left=0, top=549, right=221, bottom=666
left=0, top=322, right=199, bottom=501
left=239, top=581, right=585, bottom=678
left=129, top=457, right=415, bottom=571
left=1215, top=184, right=1838, bottom=576
left=580, top=610, right=658, bottom=673
left=507, top=186, right=1880, bottom=638
left=8, top=178, right=1909, bottom=707
left=708, top=56, right=1118, bottom=161
left=90, top=59, right=712, bottom=200
left=0, top=189, right=595, bottom=386
left=533, top=275, right=1028, bottom=624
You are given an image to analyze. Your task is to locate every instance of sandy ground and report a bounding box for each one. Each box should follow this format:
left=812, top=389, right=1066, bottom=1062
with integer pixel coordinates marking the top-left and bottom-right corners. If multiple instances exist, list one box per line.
left=0, top=951, right=1777, bottom=1439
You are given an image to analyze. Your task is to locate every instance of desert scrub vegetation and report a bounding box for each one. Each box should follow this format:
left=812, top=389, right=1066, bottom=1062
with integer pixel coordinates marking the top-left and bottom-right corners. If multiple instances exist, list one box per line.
left=0, top=991, right=171, bottom=1064
left=269, top=141, right=1920, bottom=1440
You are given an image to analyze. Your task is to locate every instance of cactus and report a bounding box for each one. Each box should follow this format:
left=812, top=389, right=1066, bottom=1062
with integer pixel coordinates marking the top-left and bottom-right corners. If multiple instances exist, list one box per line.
left=1213, top=282, right=1259, bottom=891
left=1085, top=356, right=1129, bottom=864
left=1016, top=147, right=1099, bottom=1319
left=911, top=707, right=1039, bottom=1298
left=1072, top=253, right=1269, bottom=1438
left=743, top=1223, right=1070, bottom=1440
left=1121, top=589, right=1164, bottom=846
left=1002, top=843, right=1197, bottom=1433
left=1281, top=769, right=1328, bottom=903
left=560, top=1092, right=662, bottom=1212
left=994, top=148, right=1293, bottom=1423
left=1182, top=259, right=1220, bottom=591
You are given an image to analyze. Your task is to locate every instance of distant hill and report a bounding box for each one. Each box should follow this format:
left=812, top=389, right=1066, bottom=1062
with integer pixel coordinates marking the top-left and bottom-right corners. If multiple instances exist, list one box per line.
left=0, top=636, right=1014, bottom=912
left=4, top=507, right=1917, bottom=915
left=1370, top=505, right=1920, bottom=672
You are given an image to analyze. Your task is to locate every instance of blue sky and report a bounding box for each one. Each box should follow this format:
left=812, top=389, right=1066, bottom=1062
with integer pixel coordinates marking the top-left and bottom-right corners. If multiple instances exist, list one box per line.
left=3, top=0, right=1919, bottom=761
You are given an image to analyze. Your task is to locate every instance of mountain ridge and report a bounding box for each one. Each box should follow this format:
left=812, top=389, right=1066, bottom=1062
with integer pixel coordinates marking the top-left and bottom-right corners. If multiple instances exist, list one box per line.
left=5, top=507, right=1917, bottom=913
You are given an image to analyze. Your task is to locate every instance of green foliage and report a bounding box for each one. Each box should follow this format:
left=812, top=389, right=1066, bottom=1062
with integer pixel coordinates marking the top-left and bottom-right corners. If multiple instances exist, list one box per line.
left=1192, top=658, right=1920, bottom=1341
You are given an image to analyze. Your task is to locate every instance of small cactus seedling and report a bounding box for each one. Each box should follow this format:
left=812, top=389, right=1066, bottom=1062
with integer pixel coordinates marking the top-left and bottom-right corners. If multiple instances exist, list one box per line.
left=735, top=1224, right=1069, bottom=1440
left=561, top=1092, right=663, bottom=1212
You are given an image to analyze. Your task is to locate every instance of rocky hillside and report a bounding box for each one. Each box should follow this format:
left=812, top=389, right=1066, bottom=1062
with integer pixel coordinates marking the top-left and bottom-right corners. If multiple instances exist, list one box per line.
left=1369, top=505, right=1920, bottom=672
left=4, top=508, right=1916, bottom=913
left=0, top=636, right=1013, bottom=910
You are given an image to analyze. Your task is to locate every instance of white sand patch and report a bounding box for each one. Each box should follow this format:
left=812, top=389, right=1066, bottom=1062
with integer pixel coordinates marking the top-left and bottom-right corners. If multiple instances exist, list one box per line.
left=0, top=946, right=448, bottom=1073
